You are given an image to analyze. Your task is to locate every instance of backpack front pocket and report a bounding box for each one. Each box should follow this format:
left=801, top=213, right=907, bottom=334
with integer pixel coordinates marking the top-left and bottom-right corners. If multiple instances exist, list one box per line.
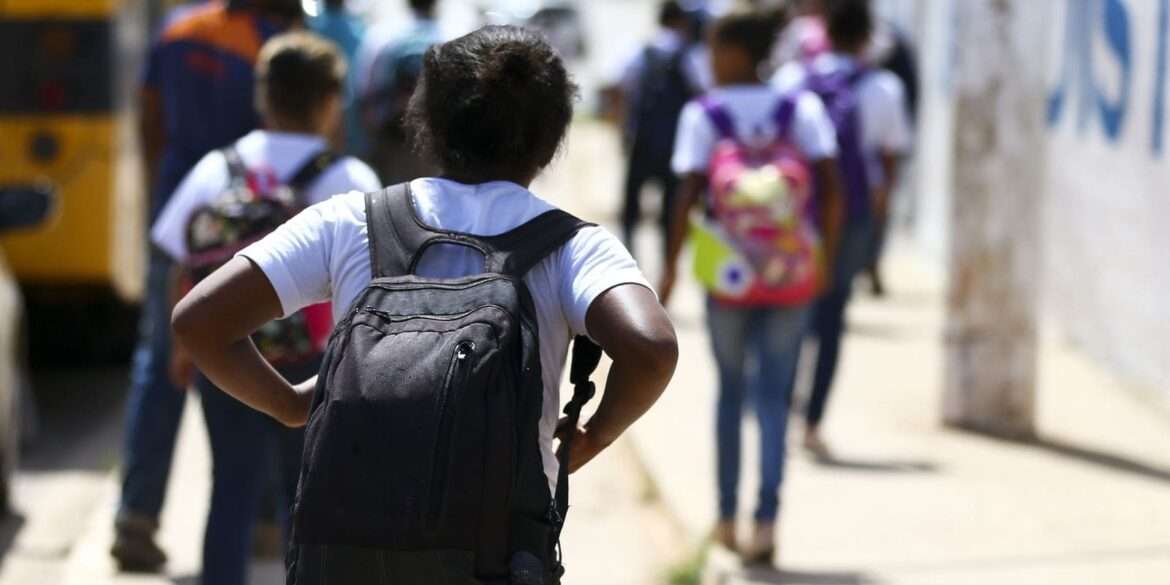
left=295, top=309, right=505, bottom=549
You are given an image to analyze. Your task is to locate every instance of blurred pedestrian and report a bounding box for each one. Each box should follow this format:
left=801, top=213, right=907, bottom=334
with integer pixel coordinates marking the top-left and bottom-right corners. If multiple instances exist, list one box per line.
left=863, top=18, right=918, bottom=296
left=617, top=0, right=705, bottom=263
left=772, top=0, right=829, bottom=66
left=772, top=0, right=911, bottom=455
left=309, top=0, right=366, bottom=153
left=152, top=32, right=380, bottom=585
left=660, top=7, right=842, bottom=565
left=170, top=25, right=677, bottom=583
left=353, top=0, right=442, bottom=184
left=112, top=0, right=302, bottom=573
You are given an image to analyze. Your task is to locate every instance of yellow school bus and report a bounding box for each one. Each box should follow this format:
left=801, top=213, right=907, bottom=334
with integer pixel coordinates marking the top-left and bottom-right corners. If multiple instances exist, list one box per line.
left=0, top=0, right=150, bottom=357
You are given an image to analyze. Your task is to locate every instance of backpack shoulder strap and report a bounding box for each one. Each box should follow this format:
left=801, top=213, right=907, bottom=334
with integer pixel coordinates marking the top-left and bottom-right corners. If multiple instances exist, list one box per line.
left=773, top=93, right=799, bottom=139
left=288, top=150, right=342, bottom=192
left=365, top=182, right=445, bottom=278
left=699, top=96, right=737, bottom=141
left=222, top=146, right=248, bottom=188
left=481, top=208, right=595, bottom=278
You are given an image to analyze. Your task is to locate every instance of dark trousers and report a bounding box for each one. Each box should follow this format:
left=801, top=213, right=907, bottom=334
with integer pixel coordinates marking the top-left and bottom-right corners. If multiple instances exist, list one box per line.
left=118, top=252, right=184, bottom=521
left=197, top=358, right=317, bottom=585
left=806, top=221, right=874, bottom=427
left=621, top=154, right=678, bottom=261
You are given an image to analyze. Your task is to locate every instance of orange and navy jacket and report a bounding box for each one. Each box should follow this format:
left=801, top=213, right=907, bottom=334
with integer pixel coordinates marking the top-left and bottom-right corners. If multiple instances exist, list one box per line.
left=143, top=1, right=286, bottom=219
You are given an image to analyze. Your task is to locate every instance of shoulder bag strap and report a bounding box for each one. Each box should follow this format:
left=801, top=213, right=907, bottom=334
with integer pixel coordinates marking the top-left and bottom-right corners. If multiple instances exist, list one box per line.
left=222, top=146, right=248, bottom=188
left=287, top=150, right=342, bottom=193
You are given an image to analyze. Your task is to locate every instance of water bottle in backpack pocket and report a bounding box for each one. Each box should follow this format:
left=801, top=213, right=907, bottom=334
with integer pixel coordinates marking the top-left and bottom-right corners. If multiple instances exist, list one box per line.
left=689, top=95, right=825, bottom=307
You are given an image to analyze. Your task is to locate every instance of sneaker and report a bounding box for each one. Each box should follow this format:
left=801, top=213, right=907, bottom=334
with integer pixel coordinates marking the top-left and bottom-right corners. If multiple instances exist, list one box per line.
left=712, top=520, right=737, bottom=553
left=111, top=514, right=167, bottom=573
left=741, top=522, right=776, bottom=566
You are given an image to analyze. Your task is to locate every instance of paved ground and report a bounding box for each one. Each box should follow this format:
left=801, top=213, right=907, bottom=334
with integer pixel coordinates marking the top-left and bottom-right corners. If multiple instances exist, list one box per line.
left=630, top=239, right=1170, bottom=585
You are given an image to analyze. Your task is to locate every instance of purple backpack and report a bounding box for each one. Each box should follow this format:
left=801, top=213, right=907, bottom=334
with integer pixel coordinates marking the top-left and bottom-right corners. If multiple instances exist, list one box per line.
left=805, top=66, right=872, bottom=224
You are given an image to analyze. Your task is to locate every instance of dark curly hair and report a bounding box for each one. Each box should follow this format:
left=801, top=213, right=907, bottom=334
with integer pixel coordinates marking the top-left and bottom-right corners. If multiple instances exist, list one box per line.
left=712, top=8, right=788, bottom=67
left=406, top=25, right=578, bottom=181
left=825, top=0, right=873, bottom=53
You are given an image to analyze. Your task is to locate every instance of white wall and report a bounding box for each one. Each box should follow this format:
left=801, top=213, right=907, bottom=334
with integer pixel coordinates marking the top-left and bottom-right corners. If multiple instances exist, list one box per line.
left=893, top=0, right=1170, bottom=399
left=1043, top=0, right=1170, bottom=397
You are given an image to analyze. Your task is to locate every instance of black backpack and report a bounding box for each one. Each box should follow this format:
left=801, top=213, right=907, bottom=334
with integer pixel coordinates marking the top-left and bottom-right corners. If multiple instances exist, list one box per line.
left=184, top=147, right=339, bottom=366
left=288, top=184, right=602, bottom=585
left=626, top=45, right=698, bottom=168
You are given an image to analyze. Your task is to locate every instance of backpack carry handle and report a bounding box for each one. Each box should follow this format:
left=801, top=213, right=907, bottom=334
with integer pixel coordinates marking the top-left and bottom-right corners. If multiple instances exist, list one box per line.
left=366, top=183, right=595, bottom=280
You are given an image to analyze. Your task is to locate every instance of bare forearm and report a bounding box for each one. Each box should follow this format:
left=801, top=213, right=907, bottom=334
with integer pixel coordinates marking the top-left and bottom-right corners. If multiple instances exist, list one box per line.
left=665, top=174, right=704, bottom=273
left=186, top=336, right=308, bottom=425
left=584, top=353, right=675, bottom=448
left=172, top=257, right=310, bottom=426
left=575, top=284, right=678, bottom=470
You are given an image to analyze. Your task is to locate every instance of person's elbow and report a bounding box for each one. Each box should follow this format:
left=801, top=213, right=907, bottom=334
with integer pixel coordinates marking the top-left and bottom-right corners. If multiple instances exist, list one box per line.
left=623, top=315, right=680, bottom=386
left=171, top=291, right=209, bottom=355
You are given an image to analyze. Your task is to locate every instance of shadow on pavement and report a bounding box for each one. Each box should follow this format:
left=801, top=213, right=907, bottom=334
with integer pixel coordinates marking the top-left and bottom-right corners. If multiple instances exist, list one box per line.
left=811, top=453, right=939, bottom=474
left=171, top=575, right=197, bottom=585
left=1027, top=435, right=1170, bottom=485
left=739, top=565, right=879, bottom=584
left=0, top=512, right=26, bottom=561
left=956, top=428, right=1170, bottom=485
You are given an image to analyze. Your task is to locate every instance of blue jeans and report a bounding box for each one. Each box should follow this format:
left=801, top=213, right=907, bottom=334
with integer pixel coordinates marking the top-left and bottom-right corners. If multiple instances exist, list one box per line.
left=806, top=221, right=874, bottom=427
left=198, top=364, right=311, bottom=585
left=706, top=298, right=810, bottom=522
left=118, top=251, right=185, bottom=520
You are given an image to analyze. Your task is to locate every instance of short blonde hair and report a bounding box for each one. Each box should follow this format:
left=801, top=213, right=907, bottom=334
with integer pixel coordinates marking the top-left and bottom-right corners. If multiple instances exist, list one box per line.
left=255, top=31, right=347, bottom=123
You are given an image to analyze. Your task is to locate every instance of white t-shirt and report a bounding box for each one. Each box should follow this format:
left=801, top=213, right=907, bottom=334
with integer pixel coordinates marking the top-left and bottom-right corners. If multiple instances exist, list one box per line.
left=237, top=178, right=652, bottom=488
left=772, top=53, right=913, bottom=187
left=152, top=130, right=382, bottom=262
left=671, top=85, right=839, bottom=175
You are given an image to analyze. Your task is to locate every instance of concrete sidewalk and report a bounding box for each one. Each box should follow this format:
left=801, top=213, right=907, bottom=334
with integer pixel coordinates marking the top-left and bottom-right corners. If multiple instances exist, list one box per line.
left=629, top=245, right=1170, bottom=584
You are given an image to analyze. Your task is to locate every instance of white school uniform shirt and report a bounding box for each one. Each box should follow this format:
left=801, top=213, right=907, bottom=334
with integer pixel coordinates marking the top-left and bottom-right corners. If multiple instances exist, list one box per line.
left=236, top=178, right=652, bottom=489
left=671, top=84, right=840, bottom=175
left=152, top=130, right=382, bottom=262
left=771, top=53, right=913, bottom=187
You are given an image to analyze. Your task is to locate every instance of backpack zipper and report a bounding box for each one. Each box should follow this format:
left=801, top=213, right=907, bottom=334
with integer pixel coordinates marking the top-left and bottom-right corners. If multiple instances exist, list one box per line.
left=428, top=339, right=476, bottom=528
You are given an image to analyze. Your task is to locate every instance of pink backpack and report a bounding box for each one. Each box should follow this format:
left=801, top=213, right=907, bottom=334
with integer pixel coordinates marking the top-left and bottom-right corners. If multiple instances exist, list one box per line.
left=691, top=95, right=823, bottom=306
